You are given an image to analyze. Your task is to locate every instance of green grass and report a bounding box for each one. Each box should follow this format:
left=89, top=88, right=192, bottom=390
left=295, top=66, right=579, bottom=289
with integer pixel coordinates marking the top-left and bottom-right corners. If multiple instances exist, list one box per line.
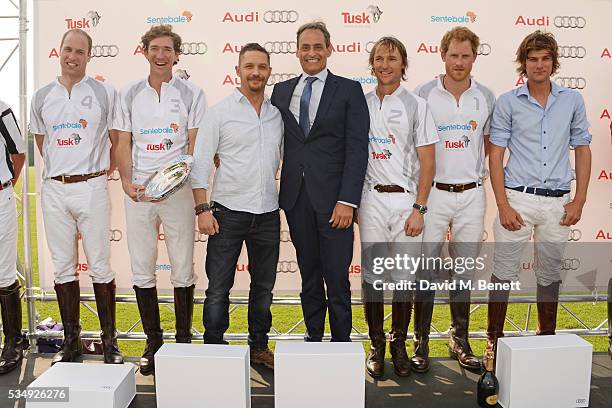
left=13, top=168, right=610, bottom=358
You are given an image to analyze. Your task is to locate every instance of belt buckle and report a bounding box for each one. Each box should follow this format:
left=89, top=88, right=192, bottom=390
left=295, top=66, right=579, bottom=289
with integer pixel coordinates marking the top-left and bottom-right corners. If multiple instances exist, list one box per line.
left=449, top=185, right=454, bottom=192
left=61, top=175, right=66, bottom=184
left=374, top=185, right=382, bottom=193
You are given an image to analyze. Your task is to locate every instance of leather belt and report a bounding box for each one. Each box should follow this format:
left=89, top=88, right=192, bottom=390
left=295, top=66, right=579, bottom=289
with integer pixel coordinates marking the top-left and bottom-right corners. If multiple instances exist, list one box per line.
left=0, top=180, right=12, bottom=191
left=51, top=171, right=106, bottom=184
left=374, top=184, right=407, bottom=193
left=434, top=182, right=479, bottom=193
left=506, top=186, right=570, bottom=197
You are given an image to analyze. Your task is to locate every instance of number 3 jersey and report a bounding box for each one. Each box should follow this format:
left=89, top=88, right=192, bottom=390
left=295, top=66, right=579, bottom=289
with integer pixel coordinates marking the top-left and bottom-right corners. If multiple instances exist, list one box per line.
left=30, top=76, right=116, bottom=179
left=114, top=76, right=207, bottom=185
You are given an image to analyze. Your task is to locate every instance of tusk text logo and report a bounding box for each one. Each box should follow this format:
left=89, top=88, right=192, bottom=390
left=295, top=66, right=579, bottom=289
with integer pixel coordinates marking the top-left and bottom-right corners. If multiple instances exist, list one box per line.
left=65, top=10, right=102, bottom=29
left=342, top=5, right=383, bottom=25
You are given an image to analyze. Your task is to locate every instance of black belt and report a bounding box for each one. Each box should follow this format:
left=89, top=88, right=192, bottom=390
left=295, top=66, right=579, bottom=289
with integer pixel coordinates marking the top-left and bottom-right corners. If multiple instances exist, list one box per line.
left=506, top=186, right=570, bottom=197
left=374, top=184, right=407, bottom=193
left=434, top=181, right=479, bottom=193
left=0, top=180, right=12, bottom=191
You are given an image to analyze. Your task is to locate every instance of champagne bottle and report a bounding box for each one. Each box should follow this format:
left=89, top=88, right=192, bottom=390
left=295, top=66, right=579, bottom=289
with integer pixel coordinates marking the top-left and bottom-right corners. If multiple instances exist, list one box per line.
left=477, top=351, right=499, bottom=407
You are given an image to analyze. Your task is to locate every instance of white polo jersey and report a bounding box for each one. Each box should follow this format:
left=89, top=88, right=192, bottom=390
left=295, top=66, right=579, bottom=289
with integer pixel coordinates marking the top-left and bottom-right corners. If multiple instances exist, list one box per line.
left=114, top=76, right=207, bottom=185
left=415, top=75, right=495, bottom=184
left=30, top=76, right=116, bottom=179
left=0, top=99, right=25, bottom=183
left=365, top=86, right=439, bottom=193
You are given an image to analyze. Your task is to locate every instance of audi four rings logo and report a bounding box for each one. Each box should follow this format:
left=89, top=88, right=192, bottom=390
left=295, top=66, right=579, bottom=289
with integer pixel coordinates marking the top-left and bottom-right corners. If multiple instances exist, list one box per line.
left=91, top=45, right=119, bottom=58
left=558, top=46, right=586, bottom=58
left=561, top=258, right=580, bottom=270
left=109, top=229, right=122, bottom=242
left=267, top=73, right=298, bottom=86
left=181, top=42, right=208, bottom=55
left=568, top=229, right=582, bottom=241
left=280, top=230, right=291, bottom=242
left=264, top=10, right=299, bottom=23
left=554, top=16, right=586, bottom=28
left=264, top=41, right=297, bottom=54
left=277, top=261, right=299, bottom=273
left=477, top=43, right=491, bottom=56
left=555, top=77, right=586, bottom=89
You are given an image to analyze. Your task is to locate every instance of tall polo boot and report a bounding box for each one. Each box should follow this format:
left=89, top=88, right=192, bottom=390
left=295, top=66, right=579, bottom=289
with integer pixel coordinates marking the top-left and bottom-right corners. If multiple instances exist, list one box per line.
left=536, top=281, right=561, bottom=336
left=174, top=285, right=195, bottom=343
left=363, top=283, right=385, bottom=378
left=51, top=280, right=82, bottom=365
left=389, top=290, right=412, bottom=377
left=608, top=278, right=611, bottom=359
left=448, top=289, right=481, bottom=372
left=410, top=289, right=435, bottom=373
left=134, top=286, right=164, bottom=376
left=93, top=280, right=124, bottom=364
left=0, top=281, right=26, bottom=374
left=482, top=274, right=510, bottom=371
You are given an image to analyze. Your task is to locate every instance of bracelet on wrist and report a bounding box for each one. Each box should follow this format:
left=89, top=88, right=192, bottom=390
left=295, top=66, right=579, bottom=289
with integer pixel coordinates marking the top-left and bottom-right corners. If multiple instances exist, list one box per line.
left=195, top=202, right=211, bottom=215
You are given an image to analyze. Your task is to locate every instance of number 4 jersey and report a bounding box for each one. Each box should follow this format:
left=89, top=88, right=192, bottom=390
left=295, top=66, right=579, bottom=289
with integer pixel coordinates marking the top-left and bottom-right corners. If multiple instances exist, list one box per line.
left=30, top=76, right=116, bottom=179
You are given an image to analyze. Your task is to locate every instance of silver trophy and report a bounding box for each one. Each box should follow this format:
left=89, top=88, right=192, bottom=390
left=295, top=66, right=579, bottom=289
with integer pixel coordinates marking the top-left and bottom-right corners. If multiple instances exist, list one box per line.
left=138, top=154, right=194, bottom=202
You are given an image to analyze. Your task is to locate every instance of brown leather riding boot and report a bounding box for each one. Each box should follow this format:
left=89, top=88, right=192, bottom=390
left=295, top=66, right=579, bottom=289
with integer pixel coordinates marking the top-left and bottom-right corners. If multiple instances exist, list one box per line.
left=93, top=280, right=124, bottom=364
left=134, top=286, right=164, bottom=376
left=363, top=282, right=385, bottom=378
left=483, top=275, right=510, bottom=371
left=448, top=289, right=480, bottom=372
left=174, top=285, right=195, bottom=343
left=536, top=281, right=561, bottom=336
left=389, top=290, right=411, bottom=377
left=410, top=290, right=434, bottom=373
left=52, top=280, right=82, bottom=365
left=0, top=281, right=26, bottom=374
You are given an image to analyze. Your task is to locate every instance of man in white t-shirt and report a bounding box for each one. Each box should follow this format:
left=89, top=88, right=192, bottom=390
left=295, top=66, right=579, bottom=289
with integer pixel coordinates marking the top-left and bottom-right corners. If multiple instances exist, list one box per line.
left=115, top=24, right=206, bottom=376
left=361, top=36, right=437, bottom=378
left=0, top=99, right=26, bottom=375
left=30, top=29, right=123, bottom=365
left=414, top=26, right=495, bottom=373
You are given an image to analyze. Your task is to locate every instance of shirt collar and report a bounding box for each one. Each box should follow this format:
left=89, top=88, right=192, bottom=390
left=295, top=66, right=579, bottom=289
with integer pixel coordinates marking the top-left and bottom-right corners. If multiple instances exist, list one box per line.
left=517, top=80, right=565, bottom=98
left=145, top=74, right=176, bottom=90
left=232, top=87, right=271, bottom=105
left=436, top=74, right=477, bottom=91
left=301, top=68, right=328, bottom=84
left=55, top=75, right=89, bottom=89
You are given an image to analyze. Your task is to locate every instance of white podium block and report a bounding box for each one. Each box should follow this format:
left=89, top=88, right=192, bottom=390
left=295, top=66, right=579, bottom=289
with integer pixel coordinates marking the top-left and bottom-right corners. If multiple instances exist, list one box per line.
left=275, top=342, right=365, bottom=408
left=497, top=334, right=592, bottom=408
left=155, top=343, right=251, bottom=408
left=26, top=362, right=136, bottom=408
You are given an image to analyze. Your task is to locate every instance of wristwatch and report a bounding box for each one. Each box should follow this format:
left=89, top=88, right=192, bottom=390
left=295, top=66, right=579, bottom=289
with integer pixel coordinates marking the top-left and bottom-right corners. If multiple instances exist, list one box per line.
left=413, top=203, right=428, bottom=215
left=195, top=202, right=211, bottom=215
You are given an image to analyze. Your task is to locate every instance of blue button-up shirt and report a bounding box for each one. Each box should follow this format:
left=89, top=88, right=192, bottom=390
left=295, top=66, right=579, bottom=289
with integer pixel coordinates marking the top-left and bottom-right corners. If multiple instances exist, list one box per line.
left=489, top=81, right=591, bottom=190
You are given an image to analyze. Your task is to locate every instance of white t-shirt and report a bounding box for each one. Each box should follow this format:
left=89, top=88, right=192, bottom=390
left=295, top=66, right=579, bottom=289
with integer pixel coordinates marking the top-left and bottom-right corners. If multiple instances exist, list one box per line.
left=415, top=75, right=495, bottom=184
left=30, top=76, right=116, bottom=179
left=0, top=99, right=25, bottom=183
left=365, top=86, right=439, bottom=193
left=114, top=76, right=207, bottom=185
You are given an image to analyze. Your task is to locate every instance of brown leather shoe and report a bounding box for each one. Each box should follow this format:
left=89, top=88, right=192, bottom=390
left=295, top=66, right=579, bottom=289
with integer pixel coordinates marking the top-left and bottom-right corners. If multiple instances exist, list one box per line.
left=93, top=280, right=124, bottom=364
left=536, top=281, right=561, bottom=336
left=448, top=289, right=480, bottom=372
left=0, top=281, right=27, bottom=375
left=411, top=290, right=434, bottom=373
left=52, top=280, right=82, bottom=365
left=363, top=283, right=386, bottom=378
left=483, top=275, right=510, bottom=371
left=250, top=347, right=274, bottom=369
left=389, top=290, right=411, bottom=377
left=134, top=286, right=164, bottom=376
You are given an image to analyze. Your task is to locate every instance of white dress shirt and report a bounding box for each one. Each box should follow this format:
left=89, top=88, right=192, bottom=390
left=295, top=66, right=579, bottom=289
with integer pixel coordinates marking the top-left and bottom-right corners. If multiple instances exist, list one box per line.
left=289, top=69, right=328, bottom=128
left=191, top=88, right=283, bottom=214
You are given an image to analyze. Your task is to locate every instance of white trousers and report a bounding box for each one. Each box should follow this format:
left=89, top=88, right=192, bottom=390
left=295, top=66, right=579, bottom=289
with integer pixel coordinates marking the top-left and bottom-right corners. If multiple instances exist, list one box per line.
left=41, top=176, right=113, bottom=284
left=493, top=188, right=570, bottom=286
left=359, top=189, right=423, bottom=284
left=0, top=186, right=18, bottom=287
left=124, top=183, right=196, bottom=288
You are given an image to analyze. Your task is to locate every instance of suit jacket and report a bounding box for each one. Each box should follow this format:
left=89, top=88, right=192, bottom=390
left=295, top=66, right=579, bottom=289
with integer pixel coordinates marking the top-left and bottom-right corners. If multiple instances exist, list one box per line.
left=271, top=71, right=369, bottom=213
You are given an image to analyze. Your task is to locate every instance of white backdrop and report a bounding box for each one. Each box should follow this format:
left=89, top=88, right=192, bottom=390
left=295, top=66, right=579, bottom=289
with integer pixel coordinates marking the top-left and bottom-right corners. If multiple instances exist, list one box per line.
left=33, top=0, right=612, bottom=293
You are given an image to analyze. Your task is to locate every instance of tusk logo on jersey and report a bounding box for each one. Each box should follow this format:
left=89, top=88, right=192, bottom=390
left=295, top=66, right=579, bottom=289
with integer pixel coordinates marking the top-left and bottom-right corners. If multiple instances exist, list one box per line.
left=371, top=149, right=392, bottom=160
left=445, top=135, right=471, bottom=149
left=147, top=139, right=174, bottom=151
left=56, top=133, right=82, bottom=147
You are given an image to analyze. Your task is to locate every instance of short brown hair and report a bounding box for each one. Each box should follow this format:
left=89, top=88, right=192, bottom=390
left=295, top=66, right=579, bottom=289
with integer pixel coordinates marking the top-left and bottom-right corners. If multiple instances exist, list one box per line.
left=239, top=43, right=270, bottom=64
left=515, top=30, right=560, bottom=77
left=440, top=26, right=480, bottom=56
left=368, top=37, right=408, bottom=80
left=141, top=24, right=182, bottom=54
left=60, top=29, right=92, bottom=55
left=296, top=21, right=331, bottom=48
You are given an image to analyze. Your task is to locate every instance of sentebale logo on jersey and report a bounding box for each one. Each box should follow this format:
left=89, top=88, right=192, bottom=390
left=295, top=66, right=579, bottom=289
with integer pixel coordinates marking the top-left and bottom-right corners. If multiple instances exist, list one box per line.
left=437, top=123, right=472, bottom=132
left=146, top=11, right=193, bottom=24
left=139, top=124, right=178, bottom=135
left=52, top=122, right=82, bottom=132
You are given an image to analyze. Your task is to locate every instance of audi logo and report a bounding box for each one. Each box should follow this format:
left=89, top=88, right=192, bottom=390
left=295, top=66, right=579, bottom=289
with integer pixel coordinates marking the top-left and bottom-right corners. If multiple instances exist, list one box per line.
left=280, top=229, right=291, bottom=242
left=277, top=260, right=299, bottom=273
left=194, top=230, right=208, bottom=243
left=558, top=45, right=586, bottom=58
left=110, top=229, right=122, bottom=242
left=264, top=10, right=299, bottom=23
left=365, top=41, right=376, bottom=54
left=554, top=16, right=586, bottom=29
left=560, top=258, right=580, bottom=271
left=181, top=42, right=208, bottom=55
left=91, top=45, right=118, bottom=58
left=107, top=169, right=120, bottom=181
left=264, top=41, right=297, bottom=54
left=554, top=76, right=586, bottom=89
left=568, top=229, right=582, bottom=241
left=267, top=73, right=298, bottom=86
left=477, top=43, right=491, bottom=56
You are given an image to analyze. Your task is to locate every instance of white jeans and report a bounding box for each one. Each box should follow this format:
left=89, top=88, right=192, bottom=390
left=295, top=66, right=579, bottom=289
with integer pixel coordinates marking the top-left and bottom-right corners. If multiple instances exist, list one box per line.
left=124, top=183, right=196, bottom=288
left=0, top=186, right=18, bottom=287
left=422, top=186, right=486, bottom=281
left=493, top=188, right=570, bottom=286
left=41, top=176, right=113, bottom=284
left=359, top=189, right=423, bottom=284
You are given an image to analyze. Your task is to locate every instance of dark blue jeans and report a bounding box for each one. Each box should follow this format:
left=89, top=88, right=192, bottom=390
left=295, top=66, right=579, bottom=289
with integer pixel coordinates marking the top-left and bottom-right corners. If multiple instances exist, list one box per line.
left=203, top=203, right=280, bottom=349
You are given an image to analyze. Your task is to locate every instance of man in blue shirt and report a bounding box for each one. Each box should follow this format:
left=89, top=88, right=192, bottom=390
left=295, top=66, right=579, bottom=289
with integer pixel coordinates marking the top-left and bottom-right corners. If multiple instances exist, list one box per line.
left=485, top=31, right=592, bottom=368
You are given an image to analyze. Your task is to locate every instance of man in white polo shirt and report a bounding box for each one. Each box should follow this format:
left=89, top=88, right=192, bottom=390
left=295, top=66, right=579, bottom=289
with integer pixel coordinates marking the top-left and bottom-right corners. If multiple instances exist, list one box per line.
left=0, top=99, right=26, bottom=375
left=414, top=26, right=495, bottom=373
left=30, top=29, right=123, bottom=365
left=115, top=24, right=206, bottom=376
